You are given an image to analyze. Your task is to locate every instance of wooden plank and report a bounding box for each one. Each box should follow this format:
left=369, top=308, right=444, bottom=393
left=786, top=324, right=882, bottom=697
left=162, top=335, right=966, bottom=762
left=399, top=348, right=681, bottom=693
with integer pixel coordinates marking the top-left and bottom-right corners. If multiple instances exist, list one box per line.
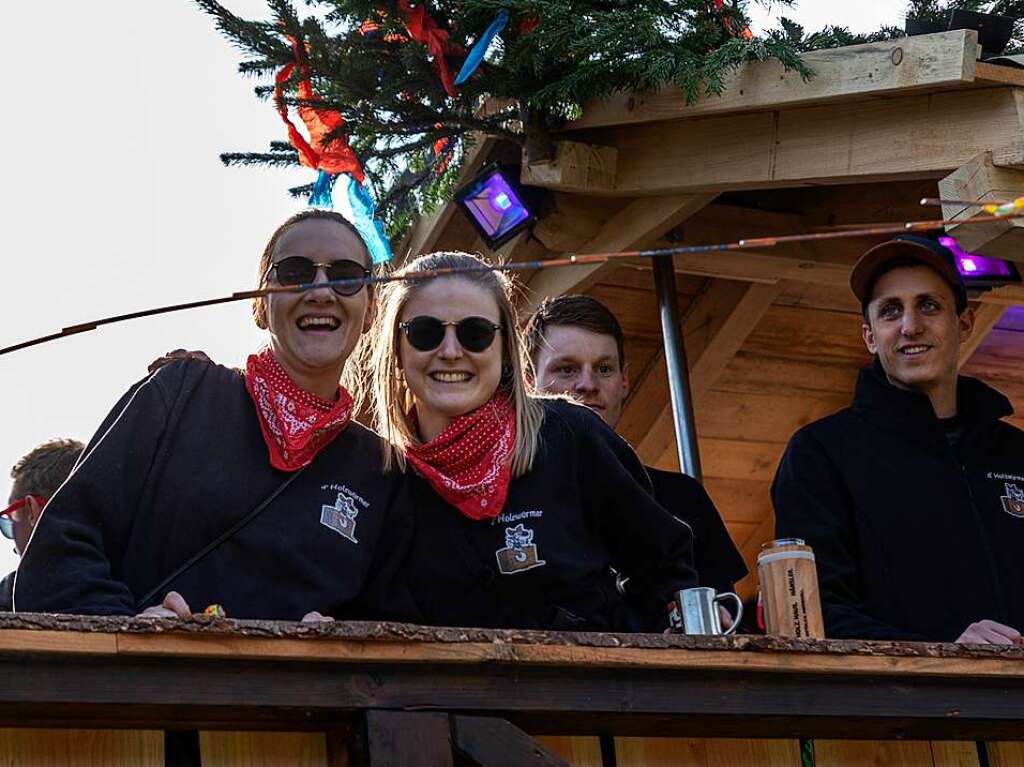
left=815, top=740, right=970, bottom=767
left=615, top=737, right=708, bottom=767
left=940, top=151, right=1024, bottom=261
left=688, top=438, right=785, bottom=482
left=0, top=728, right=162, bottom=766
left=636, top=281, right=783, bottom=461
left=452, top=716, right=571, bottom=767
left=570, top=30, right=980, bottom=130
left=520, top=141, right=618, bottom=193
left=988, top=742, right=1024, bottom=766
left=931, top=741, right=982, bottom=767
left=623, top=250, right=851, bottom=287
left=532, top=737, right=603, bottom=767
left=523, top=194, right=716, bottom=314
left=960, top=302, right=1006, bottom=368
left=200, top=732, right=328, bottom=767
left=703, top=478, right=773, bottom=524
left=365, top=711, right=453, bottom=767
left=615, top=738, right=801, bottom=767
left=604, top=88, right=1024, bottom=197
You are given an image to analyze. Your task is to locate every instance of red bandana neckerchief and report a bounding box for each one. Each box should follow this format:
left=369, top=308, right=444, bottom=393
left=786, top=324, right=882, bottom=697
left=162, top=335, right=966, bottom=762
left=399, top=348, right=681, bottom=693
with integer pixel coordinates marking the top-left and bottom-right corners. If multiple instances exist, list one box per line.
left=404, top=392, right=516, bottom=520
left=245, top=348, right=354, bottom=472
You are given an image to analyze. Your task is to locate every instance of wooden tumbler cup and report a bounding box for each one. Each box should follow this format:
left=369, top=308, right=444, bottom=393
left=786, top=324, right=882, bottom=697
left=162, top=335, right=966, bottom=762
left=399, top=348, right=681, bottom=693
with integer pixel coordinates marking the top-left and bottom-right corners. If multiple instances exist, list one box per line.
left=757, top=538, right=826, bottom=639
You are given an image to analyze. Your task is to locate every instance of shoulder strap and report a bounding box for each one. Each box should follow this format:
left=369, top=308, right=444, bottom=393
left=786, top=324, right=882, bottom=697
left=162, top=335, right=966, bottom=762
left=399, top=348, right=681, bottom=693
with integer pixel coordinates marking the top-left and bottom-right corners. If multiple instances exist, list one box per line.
left=134, top=467, right=306, bottom=612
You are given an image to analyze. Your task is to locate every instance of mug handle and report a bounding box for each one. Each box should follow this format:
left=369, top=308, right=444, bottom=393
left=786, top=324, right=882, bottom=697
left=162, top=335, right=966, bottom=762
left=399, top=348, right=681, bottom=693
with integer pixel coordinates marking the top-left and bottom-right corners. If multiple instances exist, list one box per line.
left=714, top=592, right=744, bottom=635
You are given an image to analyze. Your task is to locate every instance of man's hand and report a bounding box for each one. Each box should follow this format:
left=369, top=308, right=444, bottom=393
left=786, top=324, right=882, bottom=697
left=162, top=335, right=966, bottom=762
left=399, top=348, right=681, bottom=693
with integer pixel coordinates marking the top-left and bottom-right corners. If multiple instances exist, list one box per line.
left=955, top=619, right=1022, bottom=645
left=137, top=591, right=193, bottom=619
left=147, top=349, right=212, bottom=374
left=718, top=604, right=735, bottom=632
left=301, top=611, right=335, bottom=623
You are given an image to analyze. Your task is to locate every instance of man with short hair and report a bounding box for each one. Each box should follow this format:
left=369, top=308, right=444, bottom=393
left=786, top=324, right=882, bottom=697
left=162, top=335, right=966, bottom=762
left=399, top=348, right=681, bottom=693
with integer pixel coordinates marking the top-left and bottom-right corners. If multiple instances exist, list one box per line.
left=773, top=235, right=1024, bottom=644
left=2, top=438, right=84, bottom=610
left=525, top=295, right=748, bottom=596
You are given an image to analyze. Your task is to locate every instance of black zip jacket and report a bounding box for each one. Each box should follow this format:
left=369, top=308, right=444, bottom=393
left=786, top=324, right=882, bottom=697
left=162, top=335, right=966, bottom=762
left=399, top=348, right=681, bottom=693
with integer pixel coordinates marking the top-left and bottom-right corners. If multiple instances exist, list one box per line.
left=14, top=359, right=401, bottom=620
left=392, top=399, right=698, bottom=632
left=646, top=467, right=748, bottom=594
left=773, top=361, right=1024, bottom=641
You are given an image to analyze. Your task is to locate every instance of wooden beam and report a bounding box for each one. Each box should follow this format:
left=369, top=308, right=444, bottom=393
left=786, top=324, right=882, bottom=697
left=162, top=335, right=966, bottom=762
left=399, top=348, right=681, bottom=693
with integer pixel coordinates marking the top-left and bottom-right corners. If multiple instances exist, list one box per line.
left=634, top=280, right=783, bottom=463
left=940, top=151, right=1024, bottom=261
left=569, top=30, right=981, bottom=130
left=364, top=711, right=454, bottom=767
left=522, top=194, right=716, bottom=315
left=960, top=302, right=1006, bottom=369
left=453, top=716, right=572, bottom=767
left=520, top=141, right=617, bottom=194
left=594, top=88, right=1024, bottom=197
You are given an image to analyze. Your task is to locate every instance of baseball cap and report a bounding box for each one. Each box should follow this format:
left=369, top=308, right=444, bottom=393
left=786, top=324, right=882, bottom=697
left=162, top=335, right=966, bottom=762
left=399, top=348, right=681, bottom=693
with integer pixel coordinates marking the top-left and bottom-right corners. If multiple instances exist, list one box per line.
left=850, top=235, right=967, bottom=313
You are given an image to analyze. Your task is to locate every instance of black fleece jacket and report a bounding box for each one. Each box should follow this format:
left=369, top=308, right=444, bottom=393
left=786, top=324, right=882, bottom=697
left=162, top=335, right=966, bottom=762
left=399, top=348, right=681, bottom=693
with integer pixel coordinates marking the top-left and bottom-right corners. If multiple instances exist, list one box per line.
left=773, top=362, right=1024, bottom=641
left=392, top=399, right=697, bottom=632
left=14, top=359, right=401, bottom=620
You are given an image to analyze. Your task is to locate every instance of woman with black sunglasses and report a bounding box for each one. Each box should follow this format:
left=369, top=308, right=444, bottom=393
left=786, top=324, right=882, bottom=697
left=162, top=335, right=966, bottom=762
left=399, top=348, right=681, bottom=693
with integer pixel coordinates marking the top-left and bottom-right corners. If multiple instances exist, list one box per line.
left=368, top=251, right=697, bottom=632
left=15, top=210, right=402, bottom=621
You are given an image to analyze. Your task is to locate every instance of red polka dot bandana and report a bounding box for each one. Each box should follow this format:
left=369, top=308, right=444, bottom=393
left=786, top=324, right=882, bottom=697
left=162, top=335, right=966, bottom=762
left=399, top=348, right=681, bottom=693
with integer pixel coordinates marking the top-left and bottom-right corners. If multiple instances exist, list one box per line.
left=245, top=348, right=354, bottom=471
left=405, top=392, right=516, bottom=520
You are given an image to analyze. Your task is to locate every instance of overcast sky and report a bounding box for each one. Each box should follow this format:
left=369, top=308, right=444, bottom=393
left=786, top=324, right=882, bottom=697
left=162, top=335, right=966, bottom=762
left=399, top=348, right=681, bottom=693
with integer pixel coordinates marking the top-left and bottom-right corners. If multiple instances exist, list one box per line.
left=0, top=1, right=906, bottom=574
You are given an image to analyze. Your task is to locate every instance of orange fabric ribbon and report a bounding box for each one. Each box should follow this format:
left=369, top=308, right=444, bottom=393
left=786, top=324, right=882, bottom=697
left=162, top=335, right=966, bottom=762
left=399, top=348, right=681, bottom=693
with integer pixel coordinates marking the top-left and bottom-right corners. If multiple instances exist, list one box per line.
left=398, top=0, right=457, bottom=97
left=275, top=36, right=365, bottom=183
left=713, top=0, right=753, bottom=40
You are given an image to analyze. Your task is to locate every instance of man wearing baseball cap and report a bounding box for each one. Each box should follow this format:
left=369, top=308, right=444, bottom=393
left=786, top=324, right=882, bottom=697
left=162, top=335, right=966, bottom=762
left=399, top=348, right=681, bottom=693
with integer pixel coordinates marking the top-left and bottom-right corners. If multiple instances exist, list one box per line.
left=772, top=235, right=1024, bottom=644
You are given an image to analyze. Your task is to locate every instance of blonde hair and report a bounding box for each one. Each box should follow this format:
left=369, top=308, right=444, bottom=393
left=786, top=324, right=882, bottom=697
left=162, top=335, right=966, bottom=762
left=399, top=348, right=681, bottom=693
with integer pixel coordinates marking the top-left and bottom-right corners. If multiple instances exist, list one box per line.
left=368, top=251, right=545, bottom=475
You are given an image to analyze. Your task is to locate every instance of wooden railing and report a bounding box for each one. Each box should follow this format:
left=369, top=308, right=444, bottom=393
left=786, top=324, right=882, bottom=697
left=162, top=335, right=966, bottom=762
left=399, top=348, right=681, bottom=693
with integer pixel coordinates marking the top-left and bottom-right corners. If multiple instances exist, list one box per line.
left=0, top=613, right=1021, bottom=766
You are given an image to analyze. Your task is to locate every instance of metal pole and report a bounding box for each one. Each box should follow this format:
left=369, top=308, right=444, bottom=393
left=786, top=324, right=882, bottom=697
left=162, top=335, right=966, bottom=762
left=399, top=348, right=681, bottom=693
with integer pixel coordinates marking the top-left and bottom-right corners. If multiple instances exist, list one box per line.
left=652, top=256, right=703, bottom=480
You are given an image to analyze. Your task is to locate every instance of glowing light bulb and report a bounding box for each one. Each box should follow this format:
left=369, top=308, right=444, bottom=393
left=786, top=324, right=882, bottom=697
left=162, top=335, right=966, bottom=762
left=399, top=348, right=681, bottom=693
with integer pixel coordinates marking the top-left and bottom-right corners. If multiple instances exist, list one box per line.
left=960, top=258, right=978, bottom=273
left=492, top=192, right=512, bottom=211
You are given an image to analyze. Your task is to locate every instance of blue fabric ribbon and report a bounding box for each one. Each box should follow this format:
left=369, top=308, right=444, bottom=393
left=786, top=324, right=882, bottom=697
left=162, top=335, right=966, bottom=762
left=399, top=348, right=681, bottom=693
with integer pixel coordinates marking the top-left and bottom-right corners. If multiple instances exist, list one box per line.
left=308, top=172, right=392, bottom=264
left=455, top=10, right=509, bottom=86
left=336, top=174, right=393, bottom=264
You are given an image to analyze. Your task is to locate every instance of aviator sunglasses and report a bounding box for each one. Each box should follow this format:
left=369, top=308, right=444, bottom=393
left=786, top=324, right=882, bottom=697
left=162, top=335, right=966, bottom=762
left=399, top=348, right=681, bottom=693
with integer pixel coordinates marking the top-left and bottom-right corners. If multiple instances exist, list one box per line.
left=266, top=256, right=371, bottom=297
left=399, top=316, right=502, bottom=353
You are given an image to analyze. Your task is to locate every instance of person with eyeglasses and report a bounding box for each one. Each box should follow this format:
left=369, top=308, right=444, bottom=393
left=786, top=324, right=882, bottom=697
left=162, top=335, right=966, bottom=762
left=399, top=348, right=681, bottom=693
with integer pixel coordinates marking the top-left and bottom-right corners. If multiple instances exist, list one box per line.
left=366, top=251, right=697, bottom=632
left=15, top=210, right=403, bottom=621
left=0, top=439, right=84, bottom=610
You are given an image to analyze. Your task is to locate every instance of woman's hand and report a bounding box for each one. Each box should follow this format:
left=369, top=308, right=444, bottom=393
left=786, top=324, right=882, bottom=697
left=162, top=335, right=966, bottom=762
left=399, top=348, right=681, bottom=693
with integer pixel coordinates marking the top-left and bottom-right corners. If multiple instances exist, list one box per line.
left=147, top=349, right=212, bottom=374
left=136, top=590, right=192, bottom=619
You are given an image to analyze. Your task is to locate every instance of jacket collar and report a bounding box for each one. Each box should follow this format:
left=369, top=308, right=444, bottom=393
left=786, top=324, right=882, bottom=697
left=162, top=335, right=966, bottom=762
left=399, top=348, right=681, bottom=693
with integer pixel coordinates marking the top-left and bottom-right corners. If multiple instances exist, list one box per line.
left=852, top=359, right=1012, bottom=447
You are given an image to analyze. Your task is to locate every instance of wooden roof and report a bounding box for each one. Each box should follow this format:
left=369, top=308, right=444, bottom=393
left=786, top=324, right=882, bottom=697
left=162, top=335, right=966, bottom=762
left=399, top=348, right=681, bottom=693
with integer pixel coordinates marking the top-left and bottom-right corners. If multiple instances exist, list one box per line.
left=398, top=29, right=1024, bottom=599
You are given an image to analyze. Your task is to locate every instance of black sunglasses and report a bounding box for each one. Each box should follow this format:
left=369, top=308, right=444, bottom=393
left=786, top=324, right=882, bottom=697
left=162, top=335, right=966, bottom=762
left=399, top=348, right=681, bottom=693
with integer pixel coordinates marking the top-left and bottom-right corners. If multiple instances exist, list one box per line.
left=266, top=256, right=370, bottom=297
left=399, top=316, right=502, bottom=353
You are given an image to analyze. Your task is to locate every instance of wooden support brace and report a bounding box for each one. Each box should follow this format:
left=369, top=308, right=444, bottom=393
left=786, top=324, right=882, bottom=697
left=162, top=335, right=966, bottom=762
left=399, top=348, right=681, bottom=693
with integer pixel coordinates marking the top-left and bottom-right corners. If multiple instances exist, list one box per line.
left=363, top=711, right=453, bottom=767
left=940, top=151, right=1024, bottom=261
left=452, top=716, right=572, bottom=767
left=523, top=194, right=716, bottom=315
left=631, top=279, right=783, bottom=464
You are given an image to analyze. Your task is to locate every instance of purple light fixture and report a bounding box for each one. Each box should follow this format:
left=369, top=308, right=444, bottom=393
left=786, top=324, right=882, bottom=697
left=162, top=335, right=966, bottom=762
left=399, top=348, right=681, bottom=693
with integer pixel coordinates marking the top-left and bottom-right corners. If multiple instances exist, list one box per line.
left=456, top=164, right=534, bottom=248
left=938, top=236, right=1018, bottom=282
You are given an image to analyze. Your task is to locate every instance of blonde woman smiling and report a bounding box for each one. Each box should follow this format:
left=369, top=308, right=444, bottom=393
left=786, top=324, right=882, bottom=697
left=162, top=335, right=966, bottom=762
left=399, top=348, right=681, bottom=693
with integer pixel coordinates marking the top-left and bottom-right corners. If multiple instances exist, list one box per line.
left=369, top=252, right=697, bottom=632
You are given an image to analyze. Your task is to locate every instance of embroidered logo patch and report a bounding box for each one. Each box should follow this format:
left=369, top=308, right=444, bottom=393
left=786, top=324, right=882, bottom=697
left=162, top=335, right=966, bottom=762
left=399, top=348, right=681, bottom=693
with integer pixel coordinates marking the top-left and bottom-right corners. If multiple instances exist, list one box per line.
left=495, top=523, right=546, bottom=575
left=321, top=491, right=360, bottom=543
left=1000, top=482, right=1024, bottom=518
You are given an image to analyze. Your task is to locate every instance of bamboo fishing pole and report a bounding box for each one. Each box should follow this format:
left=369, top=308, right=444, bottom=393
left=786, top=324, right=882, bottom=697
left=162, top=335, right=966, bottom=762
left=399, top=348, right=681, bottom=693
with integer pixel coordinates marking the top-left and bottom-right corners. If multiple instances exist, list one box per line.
left=3, top=207, right=1022, bottom=358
